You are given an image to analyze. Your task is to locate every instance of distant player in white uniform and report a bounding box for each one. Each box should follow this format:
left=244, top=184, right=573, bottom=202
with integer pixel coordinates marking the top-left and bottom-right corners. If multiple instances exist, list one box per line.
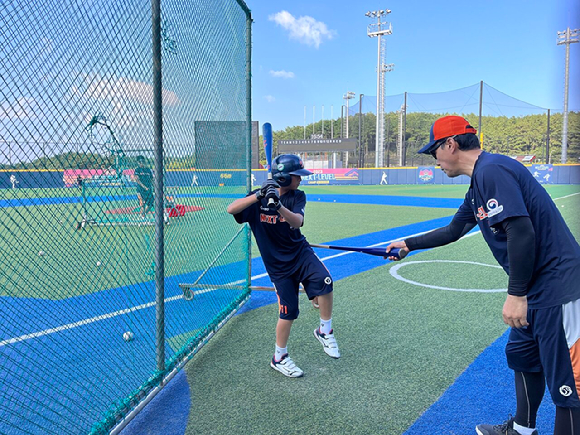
left=10, top=174, right=18, bottom=189
left=380, top=171, right=387, bottom=185
left=191, top=173, right=198, bottom=186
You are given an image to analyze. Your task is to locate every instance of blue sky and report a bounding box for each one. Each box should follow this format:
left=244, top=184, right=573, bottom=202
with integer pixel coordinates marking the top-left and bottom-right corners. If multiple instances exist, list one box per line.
left=248, top=0, right=580, bottom=131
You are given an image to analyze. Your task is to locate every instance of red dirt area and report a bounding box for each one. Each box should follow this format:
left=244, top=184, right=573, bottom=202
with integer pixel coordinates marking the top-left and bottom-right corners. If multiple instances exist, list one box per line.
left=105, top=205, right=203, bottom=216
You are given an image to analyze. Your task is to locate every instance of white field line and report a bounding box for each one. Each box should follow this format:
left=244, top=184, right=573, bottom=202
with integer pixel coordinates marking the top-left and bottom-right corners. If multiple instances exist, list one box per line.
left=3, top=192, right=575, bottom=347
left=553, top=191, right=580, bottom=200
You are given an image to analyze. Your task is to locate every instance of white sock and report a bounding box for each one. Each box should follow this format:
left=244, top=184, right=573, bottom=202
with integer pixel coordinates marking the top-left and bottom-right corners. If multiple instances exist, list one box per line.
left=274, top=345, right=287, bottom=361
left=320, top=318, right=332, bottom=335
left=513, top=422, right=536, bottom=435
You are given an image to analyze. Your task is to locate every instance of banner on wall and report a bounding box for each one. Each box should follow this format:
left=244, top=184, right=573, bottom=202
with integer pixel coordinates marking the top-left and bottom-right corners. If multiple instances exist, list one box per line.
left=531, top=164, right=554, bottom=184
left=63, top=169, right=135, bottom=187
left=418, top=167, right=435, bottom=184
left=303, top=168, right=359, bottom=185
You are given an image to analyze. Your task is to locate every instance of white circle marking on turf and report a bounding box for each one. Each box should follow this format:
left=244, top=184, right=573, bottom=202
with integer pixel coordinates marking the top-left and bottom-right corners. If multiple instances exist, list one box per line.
left=389, top=260, right=506, bottom=293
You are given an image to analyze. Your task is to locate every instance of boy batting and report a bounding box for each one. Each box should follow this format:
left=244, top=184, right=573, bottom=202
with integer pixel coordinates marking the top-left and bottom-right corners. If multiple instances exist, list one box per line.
left=227, top=152, right=340, bottom=378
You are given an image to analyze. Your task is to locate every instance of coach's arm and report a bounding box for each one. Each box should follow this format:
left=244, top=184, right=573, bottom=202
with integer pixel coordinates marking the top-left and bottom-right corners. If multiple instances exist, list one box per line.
left=384, top=217, right=476, bottom=260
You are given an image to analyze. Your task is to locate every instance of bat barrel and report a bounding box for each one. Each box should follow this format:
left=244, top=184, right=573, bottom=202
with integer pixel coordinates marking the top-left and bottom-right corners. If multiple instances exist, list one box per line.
left=310, top=243, right=401, bottom=259
left=262, top=122, right=273, bottom=173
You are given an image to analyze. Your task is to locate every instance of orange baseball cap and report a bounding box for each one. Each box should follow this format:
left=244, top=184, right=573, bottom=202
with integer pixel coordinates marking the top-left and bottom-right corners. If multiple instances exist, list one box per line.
left=418, top=116, right=478, bottom=154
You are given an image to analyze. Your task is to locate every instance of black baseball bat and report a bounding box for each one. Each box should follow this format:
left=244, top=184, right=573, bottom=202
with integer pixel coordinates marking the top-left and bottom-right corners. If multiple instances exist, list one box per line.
left=310, top=243, right=401, bottom=259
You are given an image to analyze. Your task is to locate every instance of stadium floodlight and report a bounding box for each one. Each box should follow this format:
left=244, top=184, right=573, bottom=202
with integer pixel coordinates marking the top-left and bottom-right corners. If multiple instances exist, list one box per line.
left=366, top=9, right=393, bottom=167
left=557, top=27, right=579, bottom=163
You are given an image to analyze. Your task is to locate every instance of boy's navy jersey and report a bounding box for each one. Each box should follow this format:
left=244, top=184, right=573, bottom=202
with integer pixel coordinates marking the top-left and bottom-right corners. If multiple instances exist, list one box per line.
left=135, top=166, right=153, bottom=192
left=234, top=189, right=312, bottom=280
left=453, top=152, right=580, bottom=308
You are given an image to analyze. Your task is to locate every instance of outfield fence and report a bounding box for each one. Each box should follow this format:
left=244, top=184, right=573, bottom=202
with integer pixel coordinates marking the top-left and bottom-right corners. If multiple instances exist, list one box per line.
left=0, top=0, right=251, bottom=433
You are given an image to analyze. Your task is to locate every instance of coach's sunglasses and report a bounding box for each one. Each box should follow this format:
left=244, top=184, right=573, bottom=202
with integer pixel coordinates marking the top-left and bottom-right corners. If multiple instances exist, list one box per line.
left=430, top=135, right=456, bottom=159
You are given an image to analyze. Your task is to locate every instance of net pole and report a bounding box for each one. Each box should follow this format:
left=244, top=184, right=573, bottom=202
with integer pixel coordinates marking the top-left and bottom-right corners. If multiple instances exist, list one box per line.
left=402, top=92, right=407, bottom=166
left=151, top=0, right=165, bottom=373
left=546, top=109, right=551, bottom=163
left=245, top=12, right=252, bottom=289
left=478, top=81, right=483, bottom=146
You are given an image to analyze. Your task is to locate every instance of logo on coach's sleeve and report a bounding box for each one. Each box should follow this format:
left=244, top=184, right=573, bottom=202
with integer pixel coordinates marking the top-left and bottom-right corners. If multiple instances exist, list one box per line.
left=324, top=277, right=332, bottom=285
left=486, top=198, right=504, bottom=218
left=476, top=198, right=504, bottom=220
left=559, top=385, right=573, bottom=397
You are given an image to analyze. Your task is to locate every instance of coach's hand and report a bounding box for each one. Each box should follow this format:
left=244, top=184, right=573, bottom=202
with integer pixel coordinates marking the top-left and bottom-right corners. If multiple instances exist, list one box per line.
left=503, top=295, right=528, bottom=328
left=384, top=241, right=408, bottom=261
left=265, top=185, right=281, bottom=210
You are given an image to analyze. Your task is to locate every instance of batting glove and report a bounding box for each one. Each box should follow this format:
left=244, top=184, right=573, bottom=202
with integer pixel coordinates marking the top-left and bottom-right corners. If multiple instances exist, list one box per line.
left=265, top=185, right=281, bottom=210
left=260, top=179, right=279, bottom=196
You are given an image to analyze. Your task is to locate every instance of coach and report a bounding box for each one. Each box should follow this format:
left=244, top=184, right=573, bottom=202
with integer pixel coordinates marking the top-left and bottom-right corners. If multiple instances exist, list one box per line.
left=387, top=116, right=580, bottom=435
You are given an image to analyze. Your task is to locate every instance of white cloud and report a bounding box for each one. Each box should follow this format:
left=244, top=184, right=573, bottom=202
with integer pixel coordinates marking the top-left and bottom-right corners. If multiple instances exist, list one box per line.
left=269, top=70, right=295, bottom=79
left=269, top=10, right=335, bottom=48
left=264, top=95, right=275, bottom=103
left=0, top=97, right=37, bottom=120
left=77, top=74, right=179, bottom=107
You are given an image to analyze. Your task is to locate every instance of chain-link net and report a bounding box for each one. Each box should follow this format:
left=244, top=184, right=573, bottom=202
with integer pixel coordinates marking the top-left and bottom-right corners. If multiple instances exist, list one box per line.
left=0, top=0, right=251, bottom=433
left=346, top=82, right=578, bottom=167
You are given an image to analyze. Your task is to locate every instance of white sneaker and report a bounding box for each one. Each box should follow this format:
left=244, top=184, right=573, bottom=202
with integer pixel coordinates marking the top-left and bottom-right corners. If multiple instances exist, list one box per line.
left=314, top=328, right=340, bottom=358
left=270, top=354, right=304, bottom=378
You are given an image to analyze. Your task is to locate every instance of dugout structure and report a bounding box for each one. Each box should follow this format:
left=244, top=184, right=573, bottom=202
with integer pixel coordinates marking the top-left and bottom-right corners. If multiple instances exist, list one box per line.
left=0, top=1, right=252, bottom=434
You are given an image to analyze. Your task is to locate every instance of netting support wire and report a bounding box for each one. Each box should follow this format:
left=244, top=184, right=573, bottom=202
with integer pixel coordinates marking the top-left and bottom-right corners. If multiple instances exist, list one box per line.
left=192, top=225, right=246, bottom=288
left=178, top=283, right=305, bottom=293
left=245, top=12, right=253, bottom=290
left=151, top=0, right=165, bottom=373
left=109, top=293, right=251, bottom=435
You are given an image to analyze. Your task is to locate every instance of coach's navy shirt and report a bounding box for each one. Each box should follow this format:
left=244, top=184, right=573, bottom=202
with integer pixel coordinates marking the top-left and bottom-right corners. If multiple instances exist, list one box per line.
left=234, top=189, right=311, bottom=280
left=454, top=152, right=580, bottom=308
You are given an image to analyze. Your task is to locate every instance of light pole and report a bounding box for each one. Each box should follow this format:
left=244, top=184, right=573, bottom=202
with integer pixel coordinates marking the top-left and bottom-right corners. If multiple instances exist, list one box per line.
left=343, top=91, right=356, bottom=138
left=377, top=63, right=394, bottom=166
left=366, top=9, right=392, bottom=167
left=557, top=27, right=579, bottom=163
left=343, top=91, right=356, bottom=168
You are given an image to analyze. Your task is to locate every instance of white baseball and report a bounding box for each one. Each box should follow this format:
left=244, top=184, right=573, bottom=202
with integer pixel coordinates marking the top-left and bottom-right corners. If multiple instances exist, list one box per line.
left=123, top=331, right=134, bottom=342
left=38, top=251, right=45, bottom=256
left=96, top=261, right=102, bottom=266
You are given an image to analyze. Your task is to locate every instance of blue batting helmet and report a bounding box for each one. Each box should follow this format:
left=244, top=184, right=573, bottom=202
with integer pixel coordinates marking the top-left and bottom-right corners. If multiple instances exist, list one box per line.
left=271, top=154, right=312, bottom=187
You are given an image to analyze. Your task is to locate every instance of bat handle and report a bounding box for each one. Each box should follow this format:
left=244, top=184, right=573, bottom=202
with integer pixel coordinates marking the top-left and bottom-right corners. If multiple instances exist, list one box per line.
left=266, top=171, right=276, bottom=208
left=387, top=248, right=400, bottom=259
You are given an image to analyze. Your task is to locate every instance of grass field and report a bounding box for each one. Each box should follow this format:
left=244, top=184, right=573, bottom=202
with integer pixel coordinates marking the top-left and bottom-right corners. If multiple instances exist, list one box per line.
left=1, top=183, right=578, bottom=434
left=178, top=184, right=580, bottom=435
left=0, top=185, right=248, bottom=299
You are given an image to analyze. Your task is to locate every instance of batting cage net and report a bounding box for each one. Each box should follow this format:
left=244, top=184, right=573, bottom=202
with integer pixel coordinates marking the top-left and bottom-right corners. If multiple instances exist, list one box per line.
left=0, top=0, right=251, bottom=433
left=341, top=82, right=578, bottom=168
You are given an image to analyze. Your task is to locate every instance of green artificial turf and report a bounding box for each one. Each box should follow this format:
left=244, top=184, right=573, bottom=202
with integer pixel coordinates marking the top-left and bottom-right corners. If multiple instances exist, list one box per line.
left=301, top=183, right=580, bottom=199
left=182, top=188, right=579, bottom=435
left=183, top=233, right=509, bottom=434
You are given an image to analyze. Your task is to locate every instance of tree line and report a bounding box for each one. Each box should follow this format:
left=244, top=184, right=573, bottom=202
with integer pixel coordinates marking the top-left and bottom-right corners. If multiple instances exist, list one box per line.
left=266, top=111, right=579, bottom=167
left=1, top=112, right=577, bottom=170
